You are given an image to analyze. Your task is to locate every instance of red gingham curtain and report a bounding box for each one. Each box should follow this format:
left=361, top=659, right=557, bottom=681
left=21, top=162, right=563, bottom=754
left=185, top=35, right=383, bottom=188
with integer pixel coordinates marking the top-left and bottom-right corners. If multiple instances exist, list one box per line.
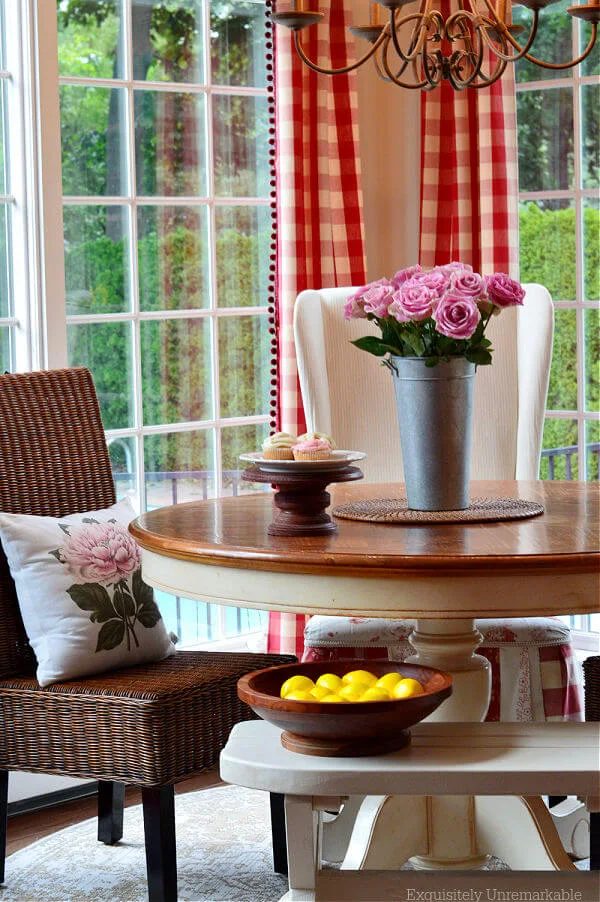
left=419, top=14, right=519, bottom=276
left=266, top=0, right=367, bottom=656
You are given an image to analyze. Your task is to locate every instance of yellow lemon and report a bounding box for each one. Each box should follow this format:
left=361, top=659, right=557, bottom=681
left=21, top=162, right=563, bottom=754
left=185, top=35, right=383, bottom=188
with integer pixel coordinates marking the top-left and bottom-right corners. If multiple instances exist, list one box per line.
left=280, top=675, right=315, bottom=698
left=310, top=684, right=331, bottom=700
left=339, top=682, right=369, bottom=701
left=342, top=669, right=377, bottom=687
left=320, top=693, right=344, bottom=703
left=376, top=672, right=402, bottom=692
left=315, top=673, right=344, bottom=692
left=361, top=687, right=391, bottom=702
left=393, top=678, right=425, bottom=699
left=285, top=689, right=316, bottom=702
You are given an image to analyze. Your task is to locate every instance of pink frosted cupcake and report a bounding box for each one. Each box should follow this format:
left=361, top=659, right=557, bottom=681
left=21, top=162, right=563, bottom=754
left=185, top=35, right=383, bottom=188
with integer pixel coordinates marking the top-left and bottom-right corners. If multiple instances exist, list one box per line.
left=292, top=437, right=332, bottom=461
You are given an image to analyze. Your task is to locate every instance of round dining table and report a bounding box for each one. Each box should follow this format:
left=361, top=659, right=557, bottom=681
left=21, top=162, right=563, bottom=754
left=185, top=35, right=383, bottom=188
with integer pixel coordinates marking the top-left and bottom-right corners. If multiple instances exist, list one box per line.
left=130, top=479, right=599, bottom=874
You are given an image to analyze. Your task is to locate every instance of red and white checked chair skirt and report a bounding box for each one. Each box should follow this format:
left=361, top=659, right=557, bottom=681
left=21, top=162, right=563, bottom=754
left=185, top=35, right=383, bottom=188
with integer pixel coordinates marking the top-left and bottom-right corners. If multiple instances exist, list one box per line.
left=302, top=616, right=584, bottom=723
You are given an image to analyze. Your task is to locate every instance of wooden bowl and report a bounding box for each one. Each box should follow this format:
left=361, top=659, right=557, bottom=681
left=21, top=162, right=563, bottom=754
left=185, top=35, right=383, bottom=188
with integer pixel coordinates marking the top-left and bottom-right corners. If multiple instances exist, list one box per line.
left=237, top=660, right=453, bottom=757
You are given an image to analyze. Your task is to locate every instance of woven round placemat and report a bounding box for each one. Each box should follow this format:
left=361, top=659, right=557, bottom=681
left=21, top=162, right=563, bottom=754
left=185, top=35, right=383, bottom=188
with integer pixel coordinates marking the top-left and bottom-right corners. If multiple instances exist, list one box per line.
left=332, top=497, right=544, bottom=524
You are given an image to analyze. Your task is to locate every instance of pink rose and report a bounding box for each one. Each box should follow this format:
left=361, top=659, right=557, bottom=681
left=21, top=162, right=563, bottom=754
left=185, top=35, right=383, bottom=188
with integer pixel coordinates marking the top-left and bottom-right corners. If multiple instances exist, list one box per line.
left=388, top=296, right=411, bottom=323
left=451, top=270, right=486, bottom=298
left=436, top=261, right=473, bottom=277
left=59, top=520, right=141, bottom=585
left=344, top=286, right=369, bottom=320
left=394, top=282, right=438, bottom=321
left=391, top=265, right=423, bottom=289
left=485, top=273, right=525, bottom=308
left=417, top=270, right=450, bottom=298
left=363, top=282, right=395, bottom=318
left=433, top=292, right=481, bottom=340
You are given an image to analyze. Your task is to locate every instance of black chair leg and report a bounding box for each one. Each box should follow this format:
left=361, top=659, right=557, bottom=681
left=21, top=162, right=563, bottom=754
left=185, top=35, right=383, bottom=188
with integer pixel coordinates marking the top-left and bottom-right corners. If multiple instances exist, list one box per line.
left=98, top=781, right=125, bottom=845
left=142, top=785, right=177, bottom=902
left=591, top=810, right=600, bottom=871
left=270, top=791, right=288, bottom=875
left=0, top=770, right=7, bottom=885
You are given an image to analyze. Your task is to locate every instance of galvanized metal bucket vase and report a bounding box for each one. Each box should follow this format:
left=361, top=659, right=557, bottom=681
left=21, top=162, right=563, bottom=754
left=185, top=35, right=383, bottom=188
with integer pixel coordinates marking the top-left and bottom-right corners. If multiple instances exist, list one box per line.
left=390, top=356, right=476, bottom=511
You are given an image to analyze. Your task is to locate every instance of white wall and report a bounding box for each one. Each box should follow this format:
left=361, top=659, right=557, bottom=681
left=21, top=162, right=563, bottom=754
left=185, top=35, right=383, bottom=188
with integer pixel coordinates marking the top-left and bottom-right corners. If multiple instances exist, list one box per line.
left=350, top=0, right=421, bottom=279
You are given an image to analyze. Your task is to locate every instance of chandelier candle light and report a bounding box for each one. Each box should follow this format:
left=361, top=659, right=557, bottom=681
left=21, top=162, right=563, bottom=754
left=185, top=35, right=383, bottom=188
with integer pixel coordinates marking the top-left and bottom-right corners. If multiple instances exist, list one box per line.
left=345, top=263, right=526, bottom=510
left=271, top=0, right=599, bottom=90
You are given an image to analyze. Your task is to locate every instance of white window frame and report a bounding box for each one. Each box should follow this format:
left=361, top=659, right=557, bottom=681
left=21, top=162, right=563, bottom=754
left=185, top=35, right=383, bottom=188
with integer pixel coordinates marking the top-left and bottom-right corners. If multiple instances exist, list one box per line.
left=516, top=19, right=600, bottom=644
left=3, top=0, right=273, bottom=648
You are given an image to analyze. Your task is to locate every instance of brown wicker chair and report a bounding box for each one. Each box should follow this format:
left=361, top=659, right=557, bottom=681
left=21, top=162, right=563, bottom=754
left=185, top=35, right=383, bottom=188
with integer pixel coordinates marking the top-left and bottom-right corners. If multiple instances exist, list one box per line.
left=0, top=367, right=295, bottom=902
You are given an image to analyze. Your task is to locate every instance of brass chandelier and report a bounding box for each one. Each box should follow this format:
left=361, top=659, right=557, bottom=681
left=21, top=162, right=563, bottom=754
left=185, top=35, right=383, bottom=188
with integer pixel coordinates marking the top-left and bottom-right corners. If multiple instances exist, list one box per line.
left=271, top=0, right=599, bottom=90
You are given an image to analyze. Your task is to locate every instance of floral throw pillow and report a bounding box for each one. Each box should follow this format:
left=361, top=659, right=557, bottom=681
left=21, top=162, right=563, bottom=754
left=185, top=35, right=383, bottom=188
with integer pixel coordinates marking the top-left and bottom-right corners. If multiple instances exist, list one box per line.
left=0, top=498, right=175, bottom=686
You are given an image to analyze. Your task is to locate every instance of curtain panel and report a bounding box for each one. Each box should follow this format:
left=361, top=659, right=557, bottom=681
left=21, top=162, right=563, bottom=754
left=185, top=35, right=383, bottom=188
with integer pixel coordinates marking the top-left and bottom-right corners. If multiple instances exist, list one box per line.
left=267, top=0, right=368, bottom=656
left=419, top=6, right=519, bottom=276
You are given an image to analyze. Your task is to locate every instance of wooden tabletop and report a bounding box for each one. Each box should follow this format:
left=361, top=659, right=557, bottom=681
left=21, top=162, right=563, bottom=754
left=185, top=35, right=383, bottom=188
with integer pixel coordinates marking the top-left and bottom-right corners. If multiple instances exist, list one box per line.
left=131, top=480, right=599, bottom=579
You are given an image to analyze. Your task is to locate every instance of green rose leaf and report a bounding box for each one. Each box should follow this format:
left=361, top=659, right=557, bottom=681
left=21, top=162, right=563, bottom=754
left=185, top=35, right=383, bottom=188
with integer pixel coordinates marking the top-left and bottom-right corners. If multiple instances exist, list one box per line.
left=350, top=336, right=388, bottom=357
left=137, top=601, right=162, bottom=630
left=132, top=569, right=163, bottom=629
left=132, top=568, right=153, bottom=607
left=112, top=583, right=136, bottom=618
left=425, top=356, right=440, bottom=368
left=67, top=583, right=115, bottom=623
left=95, top=619, right=126, bottom=653
left=466, top=346, right=493, bottom=366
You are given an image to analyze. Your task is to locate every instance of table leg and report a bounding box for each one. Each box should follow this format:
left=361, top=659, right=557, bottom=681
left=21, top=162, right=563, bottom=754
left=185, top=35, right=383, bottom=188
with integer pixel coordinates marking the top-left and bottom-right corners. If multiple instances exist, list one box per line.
left=280, top=795, right=320, bottom=902
left=404, top=618, right=491, bottom=722
left=339, top=618, right=575, bottom=874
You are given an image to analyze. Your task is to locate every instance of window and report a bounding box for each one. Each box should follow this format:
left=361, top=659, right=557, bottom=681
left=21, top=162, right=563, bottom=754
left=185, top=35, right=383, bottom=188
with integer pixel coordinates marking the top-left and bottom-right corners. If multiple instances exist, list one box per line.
left=515, top=6, right=599, bottom=640
left=0, top=6, right=12, bottom=371
left=2, top=1, right=275, bottom=648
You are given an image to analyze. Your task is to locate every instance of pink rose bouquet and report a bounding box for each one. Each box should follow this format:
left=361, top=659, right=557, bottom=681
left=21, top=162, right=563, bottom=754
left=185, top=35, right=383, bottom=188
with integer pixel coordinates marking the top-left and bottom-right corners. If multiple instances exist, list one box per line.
left=345, top=262, right=525, bottom=367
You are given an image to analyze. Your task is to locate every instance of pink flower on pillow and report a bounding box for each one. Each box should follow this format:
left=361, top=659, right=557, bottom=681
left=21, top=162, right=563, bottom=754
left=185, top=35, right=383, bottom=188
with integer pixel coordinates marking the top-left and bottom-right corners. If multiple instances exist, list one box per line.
left=433, top=291, right=481, bottom=340
left=485, top=273, right=525, bottom=308
left=60, top=520, right=141, bottom=585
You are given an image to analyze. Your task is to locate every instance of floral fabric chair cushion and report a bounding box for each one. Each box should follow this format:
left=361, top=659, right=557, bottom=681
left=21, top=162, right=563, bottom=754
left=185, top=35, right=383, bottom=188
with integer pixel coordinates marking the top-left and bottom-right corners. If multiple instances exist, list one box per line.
left=303, top=615, right=583, bottom=723
left=0, top=498, right=175, bottom=686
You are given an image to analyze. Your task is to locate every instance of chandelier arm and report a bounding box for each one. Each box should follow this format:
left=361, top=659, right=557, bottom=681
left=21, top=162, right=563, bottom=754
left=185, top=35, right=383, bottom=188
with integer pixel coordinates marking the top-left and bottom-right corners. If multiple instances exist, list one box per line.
left=381, top=29, right=429, bottom=87
left=445, top=23, right=486, bottom=89
left=523, top=22, right=597, bottom=69
left=477, top=0, right=541, bottom=62
left=389, top=10, right=432, bottom=64
left=470, top=52, right=509, bottom=87
left=373, top=42, right=395, bottom=82
left=293, top=26, right=388, bottom=76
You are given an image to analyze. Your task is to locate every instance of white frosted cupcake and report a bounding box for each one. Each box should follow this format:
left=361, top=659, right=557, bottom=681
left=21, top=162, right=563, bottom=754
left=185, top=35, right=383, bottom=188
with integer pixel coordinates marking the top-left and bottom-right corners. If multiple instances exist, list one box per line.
left=297, top=431, right=337, bottom=450
left=262, top=432, right=297, bottom=460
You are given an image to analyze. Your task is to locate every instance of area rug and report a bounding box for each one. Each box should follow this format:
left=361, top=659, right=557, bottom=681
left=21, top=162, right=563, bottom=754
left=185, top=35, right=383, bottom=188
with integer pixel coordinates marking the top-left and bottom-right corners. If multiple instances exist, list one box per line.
left=1, top=784, right=288, bottom=902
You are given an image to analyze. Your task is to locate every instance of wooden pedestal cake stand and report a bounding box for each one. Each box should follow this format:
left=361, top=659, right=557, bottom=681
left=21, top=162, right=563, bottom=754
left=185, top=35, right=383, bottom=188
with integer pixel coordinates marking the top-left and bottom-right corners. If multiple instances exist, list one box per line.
left=241, top=462, right=363, bottom=536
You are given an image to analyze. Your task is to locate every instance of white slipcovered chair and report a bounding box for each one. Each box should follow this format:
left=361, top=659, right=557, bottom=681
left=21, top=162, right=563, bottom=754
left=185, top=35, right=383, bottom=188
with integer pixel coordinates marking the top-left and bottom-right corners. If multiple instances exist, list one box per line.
left=294, top=284, right=584, bottom=725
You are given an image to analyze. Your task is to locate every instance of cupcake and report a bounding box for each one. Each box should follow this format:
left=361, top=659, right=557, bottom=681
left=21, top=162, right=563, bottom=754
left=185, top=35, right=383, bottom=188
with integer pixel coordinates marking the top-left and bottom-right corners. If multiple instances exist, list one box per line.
left=262, top=432, right=297, bottom=460
left=292, top=437, right=332, bottom=461
left=297, top=431, right=338, bottom=450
